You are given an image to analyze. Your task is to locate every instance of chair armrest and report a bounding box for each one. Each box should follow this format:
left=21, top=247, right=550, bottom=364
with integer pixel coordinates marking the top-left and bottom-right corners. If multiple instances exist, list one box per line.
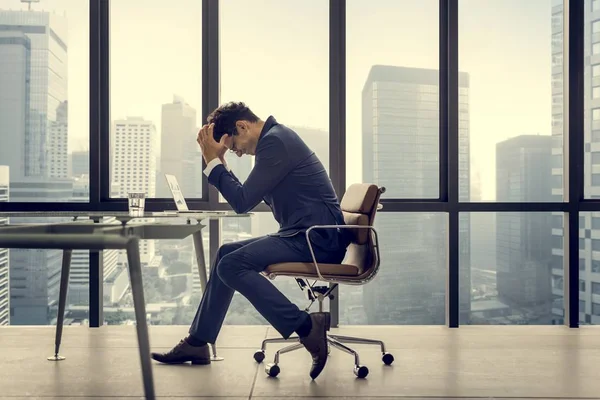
left=304, top=225, right=380, bottom=283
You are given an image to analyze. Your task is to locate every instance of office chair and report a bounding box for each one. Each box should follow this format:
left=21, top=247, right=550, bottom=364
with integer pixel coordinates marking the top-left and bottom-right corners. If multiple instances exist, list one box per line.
left=253, top=183, right=392, bottom=379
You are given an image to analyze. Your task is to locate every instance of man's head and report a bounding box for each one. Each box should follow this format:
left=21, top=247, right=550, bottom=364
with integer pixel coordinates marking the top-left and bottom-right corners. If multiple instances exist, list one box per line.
left=207, top=101, right=264, bottom=156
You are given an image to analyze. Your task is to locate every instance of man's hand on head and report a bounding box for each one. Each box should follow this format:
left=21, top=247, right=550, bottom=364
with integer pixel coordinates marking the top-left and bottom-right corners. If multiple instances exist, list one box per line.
left=197, top=123, right=227, bottom=164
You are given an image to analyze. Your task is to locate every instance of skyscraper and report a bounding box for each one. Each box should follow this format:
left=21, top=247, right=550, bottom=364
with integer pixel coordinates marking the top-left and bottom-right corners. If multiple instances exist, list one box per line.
left=360, top=65, right=471, bottom=324
left=70, top=150, right=89, bottom=177
left=111, top=117, right=158, bottom=264
left=495, top=135, right=553, bottom=323
left=0, top=9, right=68, bottom=180
left=0, top=165, right=9, bottom=326
left=157, top=96, right=200, bottom=198
left=0, top=30, right=29, bottom=182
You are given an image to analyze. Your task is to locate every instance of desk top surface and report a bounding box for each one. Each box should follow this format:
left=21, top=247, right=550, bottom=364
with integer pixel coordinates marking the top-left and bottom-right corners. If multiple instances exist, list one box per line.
left=0, top=211, right=247, bottom=221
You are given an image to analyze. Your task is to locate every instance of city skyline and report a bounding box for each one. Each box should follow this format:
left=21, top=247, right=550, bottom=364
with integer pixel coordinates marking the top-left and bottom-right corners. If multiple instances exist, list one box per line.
left=0, top=0, right=556, bottom=201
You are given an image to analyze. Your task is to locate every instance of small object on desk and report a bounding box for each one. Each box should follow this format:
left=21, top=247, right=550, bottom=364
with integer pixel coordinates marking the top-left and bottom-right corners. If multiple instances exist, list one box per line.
left=128, top=192, right=146, bottom=217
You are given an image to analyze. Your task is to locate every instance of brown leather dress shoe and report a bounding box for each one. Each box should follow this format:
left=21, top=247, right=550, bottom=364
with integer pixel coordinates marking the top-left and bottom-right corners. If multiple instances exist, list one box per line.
left=151, top=339, right=211, bottom=365
left=299, top=312, right=331, bottom=379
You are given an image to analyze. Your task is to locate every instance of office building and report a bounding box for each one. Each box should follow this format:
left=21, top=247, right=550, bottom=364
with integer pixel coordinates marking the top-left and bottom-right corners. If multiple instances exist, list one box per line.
left=0, top=30, right=28, bottom=182
left=110, top=117, right=157, bottom=264
left=157, top=96, right=201, bottom=198
left=494, top=135, right=553, bottom=324
left=70, top=151, right=89, bottom=177
left=360, top=65, right=471, bottom=324
left=0, top=166, right=9, bottom=326
left=469, top=165, right=498, bottom=301
left=0, top=9, right=68, bottom=180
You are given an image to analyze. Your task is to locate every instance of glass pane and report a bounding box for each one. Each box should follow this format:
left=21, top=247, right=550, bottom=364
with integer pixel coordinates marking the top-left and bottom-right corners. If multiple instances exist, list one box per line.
left=109, top=0, right=202, bottom=199
left=462, top=212, right=563, bottom=325
left=5, top=216, right=85, bottom=325
left=578, top=212, right=600, bottom=325
left=460, top=0, right=560, bottom=201
left=102, top=217, right=211, bottom=326
left=587, top=0, right=600, bottom=198
left=219, top=0, right=329, bottom=202
left=346, top=0, right=440, bottom=198
left=339, top=213, right=447, bottom=325
left=0, top=0, right=89, bottom=202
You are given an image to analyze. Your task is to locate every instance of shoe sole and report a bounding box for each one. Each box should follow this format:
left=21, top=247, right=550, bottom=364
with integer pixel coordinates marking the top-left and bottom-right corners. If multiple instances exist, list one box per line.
left=151, top=357, right=211, bottom=365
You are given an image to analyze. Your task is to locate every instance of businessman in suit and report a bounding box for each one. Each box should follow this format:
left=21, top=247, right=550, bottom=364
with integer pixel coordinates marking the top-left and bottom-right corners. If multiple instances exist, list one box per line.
left=151, top=102, right=350, bottom=379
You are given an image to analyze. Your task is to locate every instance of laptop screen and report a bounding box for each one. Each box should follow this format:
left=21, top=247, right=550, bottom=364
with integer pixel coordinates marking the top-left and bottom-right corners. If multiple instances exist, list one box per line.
left=164, top=174, right=189, bottom=211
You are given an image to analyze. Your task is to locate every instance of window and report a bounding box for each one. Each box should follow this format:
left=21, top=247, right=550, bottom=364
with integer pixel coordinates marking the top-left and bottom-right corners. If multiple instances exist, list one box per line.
left=109, top=1, right=202, bottom=199
left=580, top=279, right=587, bottom=292
left=219, top=0, right=329, bottom=204
left=580, top=258, right=587, bottom=271
left=595, top=0, right=600, bottom=12
left=593, top=174, right=600, bottom=186
left=593, top=303, right=600, bottom=316
left=593, top=260, right=600, bottom=273
left=594, top=86, right=600, bottom=99
left=594, top=109, right=600, bottom=121
left=0, top=0, right=89, bottom=202
left=340, top=213, right=447, bottom=325
left=594, top=282, right=600, bottom=295
left=593, top=20, right=600, bottom=34
left=346, top=0, right=439, bottom=199
left=594, top=43, right=600, bottom=55
left=460, top=1, right=557, bottom=202
left=461, top=213, right=557, bottom=325
left=0, top=1, right=90, bottom=326
left=594, top=64, right=600, bottom=77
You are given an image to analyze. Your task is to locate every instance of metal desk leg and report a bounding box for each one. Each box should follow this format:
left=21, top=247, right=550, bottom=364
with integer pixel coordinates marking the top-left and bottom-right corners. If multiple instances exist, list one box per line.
left=192, top=229, right=223, bottom=361
left=48, top=249, right=72, bottom=361
left=192, top=229, right=208, bottom=289
left=127, top=239, right=155, bottom=400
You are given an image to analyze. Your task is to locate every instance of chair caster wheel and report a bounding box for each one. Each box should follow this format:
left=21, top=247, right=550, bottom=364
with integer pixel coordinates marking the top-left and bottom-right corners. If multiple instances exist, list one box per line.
left=382, top=352, right=394, bottom=365
left=265, top=363, right=280, bottom=377
left=354, top=365, right=369, bottom=378
left=253, top=350, right=265, bottom=363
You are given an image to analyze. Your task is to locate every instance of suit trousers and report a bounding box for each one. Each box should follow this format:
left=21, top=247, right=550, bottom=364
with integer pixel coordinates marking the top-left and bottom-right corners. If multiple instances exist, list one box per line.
left=189, top=233, right=346, bottom=343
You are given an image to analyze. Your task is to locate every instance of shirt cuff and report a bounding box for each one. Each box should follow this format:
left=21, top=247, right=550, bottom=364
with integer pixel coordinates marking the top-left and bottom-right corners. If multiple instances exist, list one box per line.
left=203, top=158, right=231, bottom=176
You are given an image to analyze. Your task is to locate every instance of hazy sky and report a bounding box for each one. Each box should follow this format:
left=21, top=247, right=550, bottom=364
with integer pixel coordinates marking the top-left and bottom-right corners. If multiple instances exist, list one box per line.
left=0, top=0, right=555, bottom=200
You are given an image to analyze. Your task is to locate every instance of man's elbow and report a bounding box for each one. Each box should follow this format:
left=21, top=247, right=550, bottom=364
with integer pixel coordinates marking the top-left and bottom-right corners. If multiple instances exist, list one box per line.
left=232, top=201, right=251, bottom=214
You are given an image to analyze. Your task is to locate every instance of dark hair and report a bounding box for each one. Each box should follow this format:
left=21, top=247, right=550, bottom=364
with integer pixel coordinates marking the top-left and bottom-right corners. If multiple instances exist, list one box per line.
left=207, top=101, right=259, bottom=142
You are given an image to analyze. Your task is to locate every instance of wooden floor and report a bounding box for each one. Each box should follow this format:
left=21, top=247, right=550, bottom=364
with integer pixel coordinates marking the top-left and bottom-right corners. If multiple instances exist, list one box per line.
left=0, top=325, right=598, bottom=399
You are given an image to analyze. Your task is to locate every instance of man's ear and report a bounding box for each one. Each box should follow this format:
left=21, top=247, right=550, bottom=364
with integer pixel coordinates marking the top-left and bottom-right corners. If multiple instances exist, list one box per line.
left=236, top=120, right=248, bottom=132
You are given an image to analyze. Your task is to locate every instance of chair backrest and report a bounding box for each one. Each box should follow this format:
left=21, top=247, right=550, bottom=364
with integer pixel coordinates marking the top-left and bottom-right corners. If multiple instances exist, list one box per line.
left=339, top=183, right=385, bottom=282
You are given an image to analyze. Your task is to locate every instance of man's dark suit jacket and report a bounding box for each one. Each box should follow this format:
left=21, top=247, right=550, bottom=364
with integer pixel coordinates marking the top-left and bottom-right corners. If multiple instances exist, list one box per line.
left=207, top=116, right=350, bottom=252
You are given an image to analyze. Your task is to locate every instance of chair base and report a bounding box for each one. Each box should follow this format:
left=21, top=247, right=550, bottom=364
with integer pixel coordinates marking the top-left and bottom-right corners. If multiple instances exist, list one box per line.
left=253, top=334, right=394, bottom=379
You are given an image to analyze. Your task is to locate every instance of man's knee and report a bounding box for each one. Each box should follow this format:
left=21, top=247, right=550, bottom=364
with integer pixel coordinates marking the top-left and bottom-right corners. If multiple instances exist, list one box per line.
left=216, top=242, right=238, bottom=261
left=215, top=255, right=239, bottom=285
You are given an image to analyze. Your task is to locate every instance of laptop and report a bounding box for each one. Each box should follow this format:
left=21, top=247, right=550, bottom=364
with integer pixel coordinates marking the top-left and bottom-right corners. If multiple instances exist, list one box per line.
left=164, top=173, right=229, bottom=215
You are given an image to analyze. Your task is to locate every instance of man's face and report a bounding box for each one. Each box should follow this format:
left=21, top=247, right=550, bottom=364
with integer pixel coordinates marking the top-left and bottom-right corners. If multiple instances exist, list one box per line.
left=224, top=121, right=256, bottom=157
